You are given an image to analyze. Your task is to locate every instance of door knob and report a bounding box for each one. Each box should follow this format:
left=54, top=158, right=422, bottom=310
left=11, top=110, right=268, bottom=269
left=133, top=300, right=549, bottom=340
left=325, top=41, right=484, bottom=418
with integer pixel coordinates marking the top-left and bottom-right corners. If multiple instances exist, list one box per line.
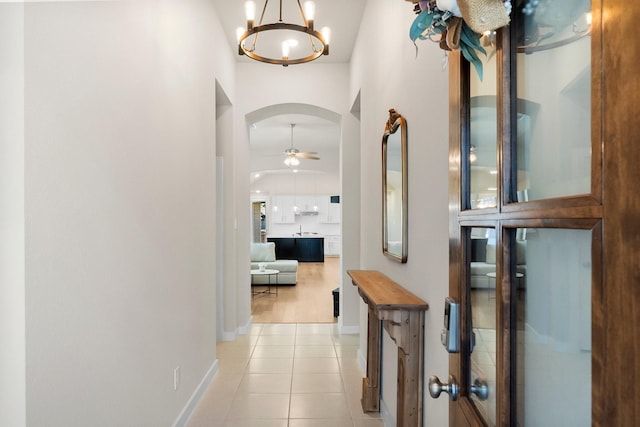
left=428, top=375, right=459, bottom=401
left=470, top=377, right=489, bottom=401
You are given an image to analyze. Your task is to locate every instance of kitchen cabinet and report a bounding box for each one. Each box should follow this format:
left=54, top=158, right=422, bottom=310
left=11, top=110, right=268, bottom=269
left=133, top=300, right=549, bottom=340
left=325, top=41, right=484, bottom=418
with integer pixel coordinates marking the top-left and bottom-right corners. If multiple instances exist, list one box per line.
left=318, top=196, right=341, bottom=223
left=295, top=238, right=324, bottom=262
left=267, top=237, right=324, bottom=262
left=268, top=236, right=296, bottom=258
left=324, top=235, right=341, bottom=256
left=271, top=195, right=295, bottom=223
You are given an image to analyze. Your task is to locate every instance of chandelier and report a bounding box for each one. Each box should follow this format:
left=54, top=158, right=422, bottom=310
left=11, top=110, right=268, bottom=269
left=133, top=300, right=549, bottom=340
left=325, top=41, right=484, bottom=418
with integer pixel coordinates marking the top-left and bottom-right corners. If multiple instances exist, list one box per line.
left=236, top=1, right=331, bottom=67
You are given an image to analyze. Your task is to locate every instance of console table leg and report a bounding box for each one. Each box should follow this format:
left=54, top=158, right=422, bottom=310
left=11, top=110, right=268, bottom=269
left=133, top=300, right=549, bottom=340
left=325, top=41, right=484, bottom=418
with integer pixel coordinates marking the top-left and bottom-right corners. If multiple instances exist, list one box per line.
left=396, top=311, right=424, bottom=427
left=362, top=306, right=381, bottom=412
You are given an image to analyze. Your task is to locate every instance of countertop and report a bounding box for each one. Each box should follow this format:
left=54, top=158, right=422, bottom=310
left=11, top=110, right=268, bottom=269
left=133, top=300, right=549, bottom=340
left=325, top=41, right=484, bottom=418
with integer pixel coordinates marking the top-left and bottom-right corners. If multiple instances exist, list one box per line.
left=267, top=234, right=324, bottom=238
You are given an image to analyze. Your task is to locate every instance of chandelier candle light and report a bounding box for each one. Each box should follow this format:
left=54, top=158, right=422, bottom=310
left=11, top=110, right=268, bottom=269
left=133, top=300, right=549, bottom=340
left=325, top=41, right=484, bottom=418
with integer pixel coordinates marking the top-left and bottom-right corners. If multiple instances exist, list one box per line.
left=237, top=0, right=331, bottom=66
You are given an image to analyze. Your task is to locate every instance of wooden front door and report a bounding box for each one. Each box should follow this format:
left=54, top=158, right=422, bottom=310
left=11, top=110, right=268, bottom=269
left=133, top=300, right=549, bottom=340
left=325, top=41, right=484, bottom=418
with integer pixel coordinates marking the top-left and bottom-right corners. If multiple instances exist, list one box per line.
left=438, top=1, right=640, bottom=425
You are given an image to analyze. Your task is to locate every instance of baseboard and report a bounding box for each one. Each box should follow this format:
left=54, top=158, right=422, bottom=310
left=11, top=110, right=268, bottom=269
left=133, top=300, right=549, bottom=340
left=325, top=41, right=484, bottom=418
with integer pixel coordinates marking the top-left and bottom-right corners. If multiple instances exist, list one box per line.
left=357, top=347, right=366, bottom=374
left=380, top=398, right=396, bottom=427
left=238, top=316, right=253, bottom=335
left=340, top=324, right=360, bottom=335
left=219, top=317, right=253, bottom=342
left=172, top=358, right=219, bottom=427
left=219, top=330, right=237, bottom=341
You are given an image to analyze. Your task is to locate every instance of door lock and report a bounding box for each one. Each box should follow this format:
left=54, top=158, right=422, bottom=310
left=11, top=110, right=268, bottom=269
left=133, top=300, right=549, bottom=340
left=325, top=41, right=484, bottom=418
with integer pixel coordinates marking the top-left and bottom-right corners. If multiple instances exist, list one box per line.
left=428, top=375, right=459, bottom=401
left=441, top=298, right=460, bottom=353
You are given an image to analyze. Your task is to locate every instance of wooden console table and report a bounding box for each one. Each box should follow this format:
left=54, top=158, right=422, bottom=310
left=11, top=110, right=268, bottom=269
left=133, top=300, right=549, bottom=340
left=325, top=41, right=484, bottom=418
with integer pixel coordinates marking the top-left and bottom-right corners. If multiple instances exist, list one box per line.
left=347, top=270, right=429, bottom=427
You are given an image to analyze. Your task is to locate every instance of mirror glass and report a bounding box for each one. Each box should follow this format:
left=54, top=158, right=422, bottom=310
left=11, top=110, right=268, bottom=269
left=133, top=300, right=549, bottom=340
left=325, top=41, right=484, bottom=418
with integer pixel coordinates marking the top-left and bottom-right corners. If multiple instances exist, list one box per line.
left=382, top=109, right=407, bottom=263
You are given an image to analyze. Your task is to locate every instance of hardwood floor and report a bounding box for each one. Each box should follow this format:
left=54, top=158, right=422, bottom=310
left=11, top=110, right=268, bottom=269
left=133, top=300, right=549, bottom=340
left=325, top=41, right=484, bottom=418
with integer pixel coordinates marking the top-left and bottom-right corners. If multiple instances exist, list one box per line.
left=251, top=257, right=340, bottom=323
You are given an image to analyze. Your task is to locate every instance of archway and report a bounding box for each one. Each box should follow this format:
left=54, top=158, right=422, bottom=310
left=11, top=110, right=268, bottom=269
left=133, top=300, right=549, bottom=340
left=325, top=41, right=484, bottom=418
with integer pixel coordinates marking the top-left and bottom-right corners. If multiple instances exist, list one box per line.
left=247, top=103, right=342, bottom=323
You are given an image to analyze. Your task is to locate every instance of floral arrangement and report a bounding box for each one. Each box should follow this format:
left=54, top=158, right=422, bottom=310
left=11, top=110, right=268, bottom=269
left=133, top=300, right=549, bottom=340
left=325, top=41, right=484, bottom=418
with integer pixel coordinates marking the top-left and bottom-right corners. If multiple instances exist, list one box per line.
left=409, top=0, right=513, bottom=80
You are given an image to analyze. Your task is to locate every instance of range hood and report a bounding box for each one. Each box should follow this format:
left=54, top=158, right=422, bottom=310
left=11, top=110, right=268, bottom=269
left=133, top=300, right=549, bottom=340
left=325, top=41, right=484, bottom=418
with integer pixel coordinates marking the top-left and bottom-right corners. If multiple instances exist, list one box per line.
left=295, top=211, right=319, bottom=216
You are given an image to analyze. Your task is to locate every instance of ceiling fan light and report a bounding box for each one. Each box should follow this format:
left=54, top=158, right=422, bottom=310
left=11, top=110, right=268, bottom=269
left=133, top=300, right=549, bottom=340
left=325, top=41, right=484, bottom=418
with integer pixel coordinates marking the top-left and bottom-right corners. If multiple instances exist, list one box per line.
left=470, top=145, right=478, bottom=163
left=284, top=155, right=299, bottom=167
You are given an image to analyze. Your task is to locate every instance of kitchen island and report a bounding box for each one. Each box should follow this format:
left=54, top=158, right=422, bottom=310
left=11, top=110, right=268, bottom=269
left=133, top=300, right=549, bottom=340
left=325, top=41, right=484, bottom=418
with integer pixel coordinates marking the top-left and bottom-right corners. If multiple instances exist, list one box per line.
left=267, top=236, right=324, bottom=262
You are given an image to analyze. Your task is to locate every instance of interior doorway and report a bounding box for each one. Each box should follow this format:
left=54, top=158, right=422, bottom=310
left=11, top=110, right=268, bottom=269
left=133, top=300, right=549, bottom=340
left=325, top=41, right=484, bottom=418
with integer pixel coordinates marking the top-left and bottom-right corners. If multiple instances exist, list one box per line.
left=251, top=201, right=266, bottom=243
left=246, top=104, right=343, bottom=325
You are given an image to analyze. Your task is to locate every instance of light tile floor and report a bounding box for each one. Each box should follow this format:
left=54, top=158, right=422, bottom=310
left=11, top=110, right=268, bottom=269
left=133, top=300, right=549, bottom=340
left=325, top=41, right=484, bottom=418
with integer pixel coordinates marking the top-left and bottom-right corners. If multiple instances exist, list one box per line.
left=186, top=323, right=384, bottom=427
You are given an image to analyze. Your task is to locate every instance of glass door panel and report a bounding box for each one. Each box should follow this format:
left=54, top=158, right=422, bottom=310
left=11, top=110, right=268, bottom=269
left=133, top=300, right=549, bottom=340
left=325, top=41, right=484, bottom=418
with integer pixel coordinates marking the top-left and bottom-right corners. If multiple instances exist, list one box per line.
left=514, top=1, right=592, bottom=201
left=469, top=54, right=498, bottom=209
left=515, top=228, right=591, bottom=425
left=469, top=227, right=496, bottom=425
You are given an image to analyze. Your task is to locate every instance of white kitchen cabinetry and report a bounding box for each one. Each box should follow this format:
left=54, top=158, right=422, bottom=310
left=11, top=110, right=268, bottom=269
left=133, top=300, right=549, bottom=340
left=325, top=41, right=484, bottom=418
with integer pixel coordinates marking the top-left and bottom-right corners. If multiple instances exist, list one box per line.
left=318, top=196, right=341, bottom=223
left=293, top=195, right=319, bottom=215
left=271, top=195, right=295, bottom=223
left=324, top=235, right=341, bottom=256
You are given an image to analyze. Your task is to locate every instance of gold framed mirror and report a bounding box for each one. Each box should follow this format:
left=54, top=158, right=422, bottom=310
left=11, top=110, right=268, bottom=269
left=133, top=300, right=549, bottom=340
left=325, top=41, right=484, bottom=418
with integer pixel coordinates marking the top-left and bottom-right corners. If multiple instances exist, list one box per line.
left=382, top=108, right=408, bottom=263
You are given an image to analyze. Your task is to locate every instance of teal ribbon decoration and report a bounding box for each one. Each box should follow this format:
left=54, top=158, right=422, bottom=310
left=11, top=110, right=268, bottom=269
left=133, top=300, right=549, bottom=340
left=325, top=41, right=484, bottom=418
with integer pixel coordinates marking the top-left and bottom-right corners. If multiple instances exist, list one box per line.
left=409, top=7, right=486, bottom=80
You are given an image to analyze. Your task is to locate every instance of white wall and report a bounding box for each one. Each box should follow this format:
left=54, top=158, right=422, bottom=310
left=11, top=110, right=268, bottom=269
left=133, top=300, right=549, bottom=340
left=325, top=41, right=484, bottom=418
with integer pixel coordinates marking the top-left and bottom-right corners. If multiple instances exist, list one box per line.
left=350, top=0, right=451, bottom=424
left=233, top=116, right=254, bottom=334
left=251, top=171, right=340, bottom=196
left=22, top=1, right=234, bottom=425
left=215, top=82, right=242, bottom=340
left=0, top=3, right=26, bottom=426
left=339, top=110, right=362, bottom=330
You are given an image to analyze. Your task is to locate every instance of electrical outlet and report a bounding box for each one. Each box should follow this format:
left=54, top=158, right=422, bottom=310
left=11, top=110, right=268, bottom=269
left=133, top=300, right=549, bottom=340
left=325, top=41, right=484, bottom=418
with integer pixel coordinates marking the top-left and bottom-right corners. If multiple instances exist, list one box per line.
left=173, top=366, right=180, bottom=391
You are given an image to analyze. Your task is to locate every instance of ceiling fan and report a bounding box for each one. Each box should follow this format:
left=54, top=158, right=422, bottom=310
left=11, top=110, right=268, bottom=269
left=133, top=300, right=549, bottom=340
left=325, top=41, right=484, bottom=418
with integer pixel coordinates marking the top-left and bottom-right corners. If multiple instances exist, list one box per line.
left=283, top=124, right=320, bottom=166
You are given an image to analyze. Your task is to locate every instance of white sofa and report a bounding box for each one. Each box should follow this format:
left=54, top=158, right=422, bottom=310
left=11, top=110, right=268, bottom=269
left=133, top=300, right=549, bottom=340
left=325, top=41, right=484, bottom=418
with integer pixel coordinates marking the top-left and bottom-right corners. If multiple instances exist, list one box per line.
left=471, top=240, right=527, bottom=288
left=250, top=242, right=298, bottom=285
